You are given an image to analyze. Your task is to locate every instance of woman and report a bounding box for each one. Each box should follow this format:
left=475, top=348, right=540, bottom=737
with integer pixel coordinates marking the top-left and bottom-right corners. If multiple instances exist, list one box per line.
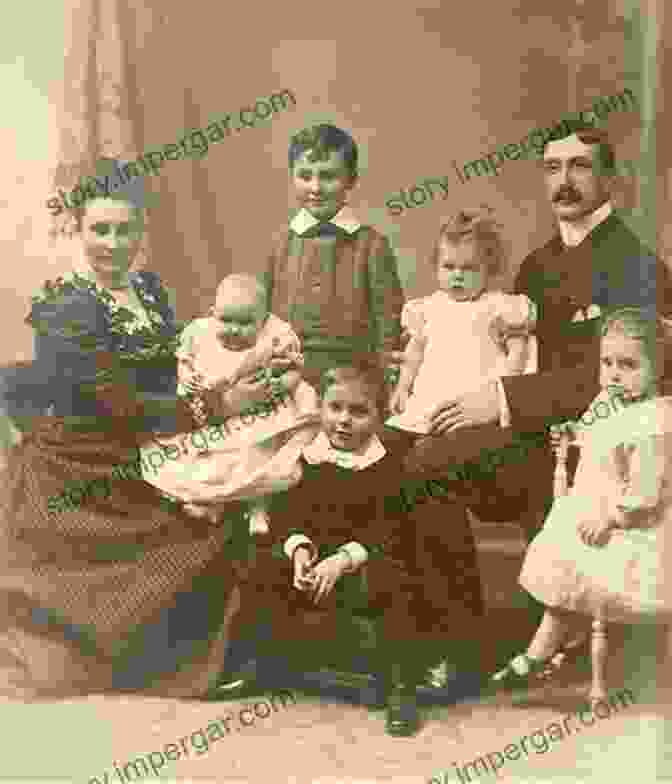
left=0, top=159, right=240, bottom=699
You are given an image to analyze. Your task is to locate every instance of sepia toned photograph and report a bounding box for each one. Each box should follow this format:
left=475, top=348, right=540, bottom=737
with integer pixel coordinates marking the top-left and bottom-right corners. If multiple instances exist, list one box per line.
left=0, top=1, right=669, bottom=781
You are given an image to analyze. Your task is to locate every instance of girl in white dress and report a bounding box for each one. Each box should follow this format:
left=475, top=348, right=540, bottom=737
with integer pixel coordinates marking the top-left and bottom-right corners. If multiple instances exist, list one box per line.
left=388, top=206, right=536, bottom=434
left=491, top=308, right=672, bottom=689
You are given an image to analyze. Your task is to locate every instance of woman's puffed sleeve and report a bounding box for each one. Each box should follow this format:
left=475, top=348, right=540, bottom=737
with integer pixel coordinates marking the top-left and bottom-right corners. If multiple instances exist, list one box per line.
left=489, top=293, right=537, bottom=348
left=608, top=434, right=672, bottom=528
left=27, top=292, right=105, bottom=412
left=175, top=320, right=199, bottom=386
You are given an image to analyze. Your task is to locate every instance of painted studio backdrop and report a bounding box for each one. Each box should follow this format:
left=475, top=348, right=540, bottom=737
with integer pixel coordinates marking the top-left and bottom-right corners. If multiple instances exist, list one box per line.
left=1, top=0, right=669, bottom=366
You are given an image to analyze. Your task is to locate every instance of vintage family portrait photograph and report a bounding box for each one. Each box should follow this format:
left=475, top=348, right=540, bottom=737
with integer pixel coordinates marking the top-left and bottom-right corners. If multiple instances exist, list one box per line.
left=0, top=0, right=669, bottom=781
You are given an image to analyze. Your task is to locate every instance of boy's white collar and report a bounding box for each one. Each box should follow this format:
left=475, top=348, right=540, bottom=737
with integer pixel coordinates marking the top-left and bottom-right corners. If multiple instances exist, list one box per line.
left=290, top=206, right=362, bottom=236
left=303, top=431, right=386, bottom=469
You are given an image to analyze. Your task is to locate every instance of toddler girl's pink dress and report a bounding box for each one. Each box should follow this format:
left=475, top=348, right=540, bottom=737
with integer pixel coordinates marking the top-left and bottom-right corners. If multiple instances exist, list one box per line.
left=141, top=314, right=320, bottom=505
left=386, top=290, right=536, bottom=433
left=520, top=395, right=672, bottom=623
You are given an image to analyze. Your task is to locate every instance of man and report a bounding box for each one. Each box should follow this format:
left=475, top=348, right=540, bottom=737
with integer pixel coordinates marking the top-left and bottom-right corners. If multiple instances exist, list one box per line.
left=408, top=126, right=672, bottom=495
left=399, top=124, right=672, bottom=681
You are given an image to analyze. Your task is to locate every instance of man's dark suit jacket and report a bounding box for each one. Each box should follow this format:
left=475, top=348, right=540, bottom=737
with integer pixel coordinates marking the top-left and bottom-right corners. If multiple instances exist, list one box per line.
left=502, top=211, right=672, bottom=432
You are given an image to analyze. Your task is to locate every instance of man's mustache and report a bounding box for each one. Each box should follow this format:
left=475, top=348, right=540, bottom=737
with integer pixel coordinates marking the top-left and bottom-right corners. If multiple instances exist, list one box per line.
left=553, top=186, right=582, bottom=203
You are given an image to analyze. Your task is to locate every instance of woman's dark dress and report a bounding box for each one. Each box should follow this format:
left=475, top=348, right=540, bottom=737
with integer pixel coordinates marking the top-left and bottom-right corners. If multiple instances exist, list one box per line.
left=0, top=271, right=240, bottom=698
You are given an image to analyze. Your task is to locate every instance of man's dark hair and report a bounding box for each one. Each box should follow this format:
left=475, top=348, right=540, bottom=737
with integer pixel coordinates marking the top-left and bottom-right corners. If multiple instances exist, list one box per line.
left=543, top=123, right=616, bottom=174
left=288, top=124, right=358, bottom=178
left=319, top=358, right=388, bottom=418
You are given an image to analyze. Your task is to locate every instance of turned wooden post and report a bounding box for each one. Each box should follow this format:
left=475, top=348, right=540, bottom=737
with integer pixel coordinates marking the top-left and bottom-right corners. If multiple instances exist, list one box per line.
left=552, top=424, right=610, bottom=702
left=589, top=617, right=609, bottom=704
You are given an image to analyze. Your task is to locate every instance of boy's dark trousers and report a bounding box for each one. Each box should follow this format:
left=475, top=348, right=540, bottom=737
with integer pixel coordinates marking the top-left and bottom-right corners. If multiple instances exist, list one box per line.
left=232, top=543, right=431, bottom=687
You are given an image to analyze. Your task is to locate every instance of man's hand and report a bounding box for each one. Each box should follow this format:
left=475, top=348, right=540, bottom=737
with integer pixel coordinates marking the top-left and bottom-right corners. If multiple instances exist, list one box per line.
left=310, top=553, right=349, bottom=604
left=389, top=384, right=410, bottom=415
left=577, top=518, right=614, bottom=547
left=428, top=380, right=500, bottom=435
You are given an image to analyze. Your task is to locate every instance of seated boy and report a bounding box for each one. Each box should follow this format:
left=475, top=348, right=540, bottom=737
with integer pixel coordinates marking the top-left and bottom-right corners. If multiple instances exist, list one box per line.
left=235, top=361, right=423, bottom=735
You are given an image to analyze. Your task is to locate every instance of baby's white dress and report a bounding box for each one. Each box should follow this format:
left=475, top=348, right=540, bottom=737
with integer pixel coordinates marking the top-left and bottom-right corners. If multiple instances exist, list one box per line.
left=140, top=314, right=319, bottom=505
left=520, top=396, right=672, bottom=622
left=386, top=290, right=536, bottom=433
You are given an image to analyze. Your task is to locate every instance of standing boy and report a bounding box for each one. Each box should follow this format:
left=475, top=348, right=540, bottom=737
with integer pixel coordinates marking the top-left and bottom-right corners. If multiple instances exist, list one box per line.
left=263, top=124, right=404, bottom=388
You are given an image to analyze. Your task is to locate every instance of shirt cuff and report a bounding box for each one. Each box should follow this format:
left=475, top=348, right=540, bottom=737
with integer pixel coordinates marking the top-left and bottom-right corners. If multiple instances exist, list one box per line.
left=339, top=541, right=369, bottom=571
left=284, top=534, right=315, bottom=560
left=496, top=378, right=512, bottom=428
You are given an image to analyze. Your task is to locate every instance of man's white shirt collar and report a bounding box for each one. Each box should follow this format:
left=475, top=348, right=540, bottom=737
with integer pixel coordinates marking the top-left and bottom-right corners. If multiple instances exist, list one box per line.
left=290, top=206, right=362, bottom=236
left=558, top=201, right=612, bottom=248
left=303, top=431, right=386, bottom=470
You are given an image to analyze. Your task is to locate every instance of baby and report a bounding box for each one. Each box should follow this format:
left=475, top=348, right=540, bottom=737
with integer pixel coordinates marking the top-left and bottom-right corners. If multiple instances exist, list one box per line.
left=141, top=274, right=319, bottom=532
left=388, top=206, right=536, bottom=434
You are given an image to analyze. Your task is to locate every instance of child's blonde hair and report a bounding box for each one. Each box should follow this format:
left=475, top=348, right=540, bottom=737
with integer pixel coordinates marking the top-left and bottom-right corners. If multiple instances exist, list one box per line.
left=601, top=307, right=672, bottom=380
left=430, top=204, right=507, bottom=276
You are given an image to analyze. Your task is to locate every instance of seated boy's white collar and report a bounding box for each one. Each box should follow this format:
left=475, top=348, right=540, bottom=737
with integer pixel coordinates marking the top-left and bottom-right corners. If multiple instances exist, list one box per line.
left=303, top=431, right=386, bottom=469
left=290, top=207, right=361, bottom=236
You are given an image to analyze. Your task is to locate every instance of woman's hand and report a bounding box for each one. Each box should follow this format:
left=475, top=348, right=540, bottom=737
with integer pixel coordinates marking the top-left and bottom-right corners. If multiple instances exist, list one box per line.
left=309, top=553, right=349, bottom=605
left=224, top=373, right=271, bottom=413
left=577, top=518, right=614, bottom=547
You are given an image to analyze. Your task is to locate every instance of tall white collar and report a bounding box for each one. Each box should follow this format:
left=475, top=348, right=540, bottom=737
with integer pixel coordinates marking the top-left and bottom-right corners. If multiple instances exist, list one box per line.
left=290, top=206, right=362, bottom=236
left=303, top=431, right=386, bottom=470
left=558, top=201, right=612, bottom=248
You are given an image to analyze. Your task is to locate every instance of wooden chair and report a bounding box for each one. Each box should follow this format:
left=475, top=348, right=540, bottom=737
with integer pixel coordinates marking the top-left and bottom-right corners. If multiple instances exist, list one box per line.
left=552, top=427, right=608, bottom=704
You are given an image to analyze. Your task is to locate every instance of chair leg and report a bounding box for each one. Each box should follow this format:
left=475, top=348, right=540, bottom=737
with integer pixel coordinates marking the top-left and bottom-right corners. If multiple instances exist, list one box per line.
left=589, top=618, right=608, bottom=704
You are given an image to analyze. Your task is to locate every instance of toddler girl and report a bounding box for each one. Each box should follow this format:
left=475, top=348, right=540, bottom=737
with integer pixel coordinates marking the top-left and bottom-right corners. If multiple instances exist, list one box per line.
left=388, top=206, right=536, bottom=434
left=491, top=308, right=672, bottom=689
left=141, top=274, right=319, bottom=531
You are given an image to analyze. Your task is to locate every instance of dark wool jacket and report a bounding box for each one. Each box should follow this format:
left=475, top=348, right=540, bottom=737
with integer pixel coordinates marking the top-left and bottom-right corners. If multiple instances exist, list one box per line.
left=263, top=225, right=404, bottom=360
left=269, top=453, right=409, bottom=566
left=502, top=212, right=672, bottom=431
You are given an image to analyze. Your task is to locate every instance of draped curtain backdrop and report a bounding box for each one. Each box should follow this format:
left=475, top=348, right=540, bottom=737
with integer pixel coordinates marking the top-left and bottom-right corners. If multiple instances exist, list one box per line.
left=4, top=0, right=667, bottom=363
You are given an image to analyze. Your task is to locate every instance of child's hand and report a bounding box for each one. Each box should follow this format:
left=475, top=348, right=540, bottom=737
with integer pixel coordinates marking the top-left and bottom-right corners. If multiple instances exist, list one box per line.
left=550, top=422, right=576, bottom=450
left=577, top=518, right=614, bottom=547
left=309, top=553, right=349, bottom=605
left=292, top=546, right=316, bottom=592
left=390, top=385, right=410, bottom=415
